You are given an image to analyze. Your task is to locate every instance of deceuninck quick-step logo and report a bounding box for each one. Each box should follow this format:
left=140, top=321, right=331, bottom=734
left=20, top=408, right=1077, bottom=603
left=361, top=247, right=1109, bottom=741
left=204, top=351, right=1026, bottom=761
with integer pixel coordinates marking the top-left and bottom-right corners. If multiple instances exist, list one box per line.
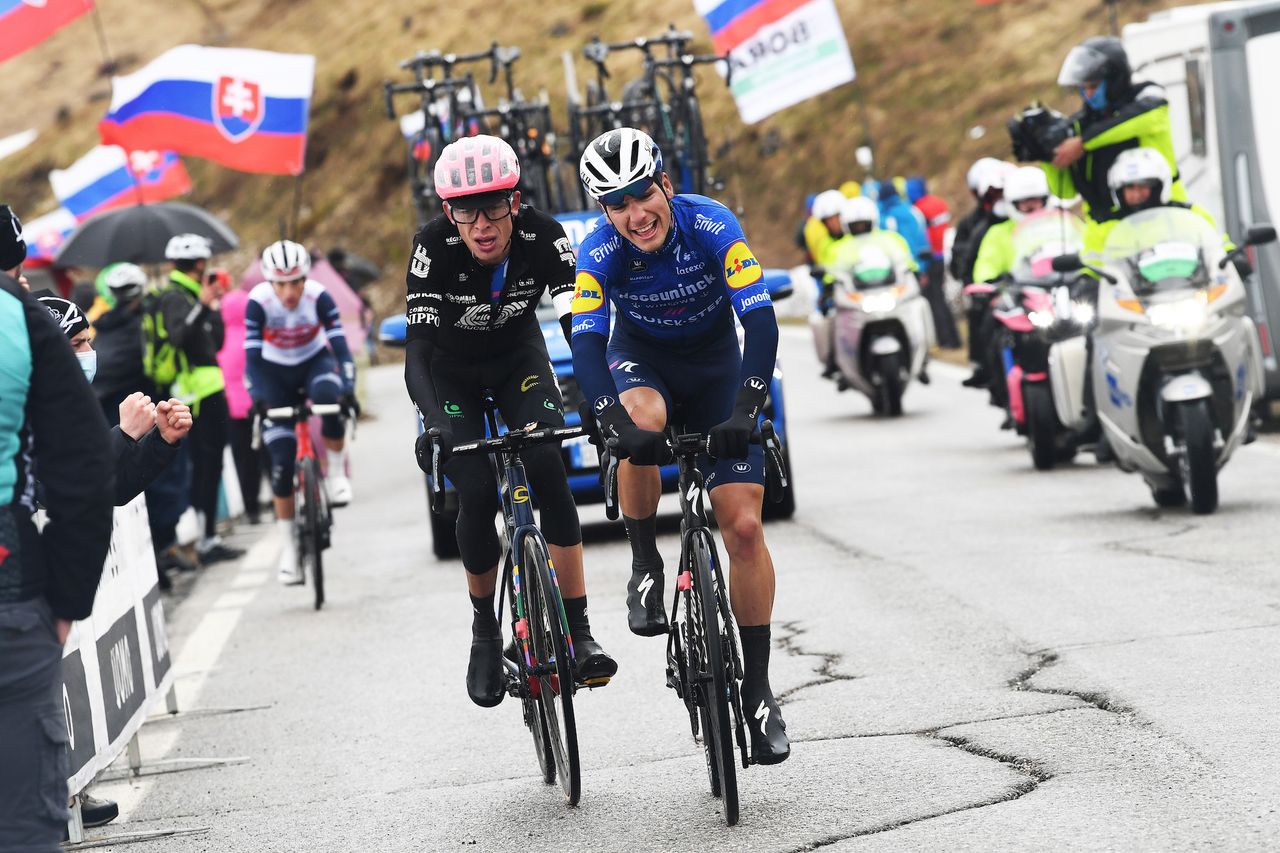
left=443, top=401, right=463, bottom=418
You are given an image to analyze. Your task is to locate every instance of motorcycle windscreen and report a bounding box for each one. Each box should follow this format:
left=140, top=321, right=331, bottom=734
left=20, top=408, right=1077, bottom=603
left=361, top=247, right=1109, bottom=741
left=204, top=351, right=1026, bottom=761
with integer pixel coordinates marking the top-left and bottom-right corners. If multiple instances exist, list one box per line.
left=1101, top=207, right=1224, bottom=295
left=1012, top=209, right=1086, bottom=282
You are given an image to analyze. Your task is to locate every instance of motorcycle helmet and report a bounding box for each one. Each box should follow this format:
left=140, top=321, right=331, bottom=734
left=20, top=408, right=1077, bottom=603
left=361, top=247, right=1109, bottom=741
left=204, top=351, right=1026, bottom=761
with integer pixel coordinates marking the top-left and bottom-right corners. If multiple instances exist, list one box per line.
left=842, top=196, right=880, bottom=236
left=811, top=189, right=846, bottom=222
left=966, top=157, right=1005, bottom=196
left=261, top=239, right=311, bottom=282
left=1058, top=36, right=1132, bottom=109
left=1108, top=147, right=1172, bottom=212
left=852, top=245, right=895, bottom=287
left=1004, top=166, right=1052, bottom=221
left=579, top=127, right=664, bottom=203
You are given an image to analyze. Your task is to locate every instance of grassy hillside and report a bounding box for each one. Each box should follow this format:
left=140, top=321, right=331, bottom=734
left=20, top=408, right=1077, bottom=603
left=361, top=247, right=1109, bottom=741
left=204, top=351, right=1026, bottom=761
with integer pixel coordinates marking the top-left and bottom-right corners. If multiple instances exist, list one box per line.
left=0, top=0, right=1182, bottom=315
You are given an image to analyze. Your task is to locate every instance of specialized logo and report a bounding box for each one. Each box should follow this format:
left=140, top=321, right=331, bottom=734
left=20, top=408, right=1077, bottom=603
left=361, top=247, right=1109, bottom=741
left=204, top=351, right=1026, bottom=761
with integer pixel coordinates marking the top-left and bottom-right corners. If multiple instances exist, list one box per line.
left=443, top=402, right=463, bottom=417
left=572, top=272, right=604, bottom=313
left=755, top=700, right=770, bottom=729
left=213, top=76, right=264, bottom=143
left=593, top=395, right=615, bottom=414
left=724, top=240, right=762, bottom=289
left=520, top=374, right=540, bottom=392
left=409, top=244, right=431, bottom=279
left=512, top=486, right=530, bottom=503
left=638, top=573, right=655, bottom=607
left=617, top=361, right=639, bottom=374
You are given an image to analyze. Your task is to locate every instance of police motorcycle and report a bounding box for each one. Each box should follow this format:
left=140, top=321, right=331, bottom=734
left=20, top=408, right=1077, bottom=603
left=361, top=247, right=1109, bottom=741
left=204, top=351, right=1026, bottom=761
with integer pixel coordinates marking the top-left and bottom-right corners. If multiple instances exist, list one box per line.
left=815, top=233, right=934, bottom=416
left=1055, top=209, right=1274, bottom=513
left=993, top=209, right=1093, bottom=469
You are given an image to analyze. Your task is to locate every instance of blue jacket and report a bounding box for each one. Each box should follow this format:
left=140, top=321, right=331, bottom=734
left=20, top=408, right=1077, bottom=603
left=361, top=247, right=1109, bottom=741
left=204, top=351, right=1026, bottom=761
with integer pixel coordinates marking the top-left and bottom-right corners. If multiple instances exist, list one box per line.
left=877, top=187, right=931, bottom=260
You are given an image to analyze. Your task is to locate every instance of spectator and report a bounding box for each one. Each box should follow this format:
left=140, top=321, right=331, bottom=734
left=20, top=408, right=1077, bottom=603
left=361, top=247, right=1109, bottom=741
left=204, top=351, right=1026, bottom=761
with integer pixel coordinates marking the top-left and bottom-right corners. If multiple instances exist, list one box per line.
left=0, top=203, right=115, bottom=852
left=89, top=263, right=153, bottom=425
left=906, top=176, right=961, bottom=349
left=218, top=284, right=264, bottom=524
left=145, top=235, right=242, bottom=565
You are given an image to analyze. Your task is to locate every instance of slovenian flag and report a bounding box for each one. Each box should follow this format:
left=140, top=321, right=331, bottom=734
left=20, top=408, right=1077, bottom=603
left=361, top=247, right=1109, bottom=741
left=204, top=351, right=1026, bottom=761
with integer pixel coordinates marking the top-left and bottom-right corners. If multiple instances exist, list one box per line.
left=0, top=0, right=94, bottom=64
left=99, top=45, right=315, bottom=176
left=50, top=145, right=192, bottom=221
left=702, top=0, right=812, bottom=53
left=21, top=208, right=77, bottom=267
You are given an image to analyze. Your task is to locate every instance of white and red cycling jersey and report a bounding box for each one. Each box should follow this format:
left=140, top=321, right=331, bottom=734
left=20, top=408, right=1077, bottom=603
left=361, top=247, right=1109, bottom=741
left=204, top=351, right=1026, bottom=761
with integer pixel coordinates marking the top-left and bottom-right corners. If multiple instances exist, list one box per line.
left=245, top=279, right=351, bottom=367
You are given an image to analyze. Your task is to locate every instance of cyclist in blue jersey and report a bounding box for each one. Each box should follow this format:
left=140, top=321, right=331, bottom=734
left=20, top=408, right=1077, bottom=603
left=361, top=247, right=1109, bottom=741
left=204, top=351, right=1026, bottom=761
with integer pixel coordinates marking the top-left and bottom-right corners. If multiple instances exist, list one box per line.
left=571, top=128, right=789, bottom=764
left=245, top=239, right=356, bottom=584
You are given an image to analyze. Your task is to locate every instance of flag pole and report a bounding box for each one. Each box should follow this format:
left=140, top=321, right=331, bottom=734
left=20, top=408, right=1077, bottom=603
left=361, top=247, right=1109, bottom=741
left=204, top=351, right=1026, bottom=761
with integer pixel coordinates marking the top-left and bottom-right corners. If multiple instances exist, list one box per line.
left=289, top=171, right=305, bottom=240
left=89, top=5, right=117, bottom=74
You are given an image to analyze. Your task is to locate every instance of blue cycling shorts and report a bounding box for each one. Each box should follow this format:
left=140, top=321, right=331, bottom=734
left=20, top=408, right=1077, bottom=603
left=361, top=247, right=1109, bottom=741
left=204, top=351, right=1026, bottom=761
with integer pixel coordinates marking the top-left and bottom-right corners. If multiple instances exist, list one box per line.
left=606, top=319, right=765, bottom=490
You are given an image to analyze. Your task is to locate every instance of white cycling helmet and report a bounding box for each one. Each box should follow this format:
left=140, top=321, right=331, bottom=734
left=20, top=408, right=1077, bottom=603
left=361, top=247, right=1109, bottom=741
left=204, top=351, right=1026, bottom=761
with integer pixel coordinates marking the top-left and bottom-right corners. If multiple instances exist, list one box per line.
left=1005, top=166, right=1052, bottom=221
left=579, top=127, right=664, bottom=202
left=811, top=189, right=846, bottom=221
left=261, top=239, right=311, bottom=283
left=841, top=196, right=880, bottom=232
left=102, top=262, right=147, bottom=296
left=1108, top=147, right=1172, bottom=208
left=164, top=233, right=212, bottom=261
left=966, top=157, right=1005, bottom=194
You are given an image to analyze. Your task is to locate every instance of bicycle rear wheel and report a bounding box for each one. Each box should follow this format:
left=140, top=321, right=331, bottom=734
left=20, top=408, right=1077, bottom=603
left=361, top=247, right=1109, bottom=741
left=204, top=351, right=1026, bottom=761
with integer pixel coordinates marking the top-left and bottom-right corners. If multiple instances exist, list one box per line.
left=298, top=458, right=326, bottom=610
left=522, top=532, right=580, bottom=805
left=690, top=530, right=738, bottom=825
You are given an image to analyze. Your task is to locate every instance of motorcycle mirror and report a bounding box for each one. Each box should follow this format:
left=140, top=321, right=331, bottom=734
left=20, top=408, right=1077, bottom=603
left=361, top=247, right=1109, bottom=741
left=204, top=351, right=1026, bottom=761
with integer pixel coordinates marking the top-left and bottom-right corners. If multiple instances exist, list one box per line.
left=770, top=284, right=794, bottom=301
left=1246, top=224, right=1277, bottom=246
left=1051, top=253, right=1083, bottom=273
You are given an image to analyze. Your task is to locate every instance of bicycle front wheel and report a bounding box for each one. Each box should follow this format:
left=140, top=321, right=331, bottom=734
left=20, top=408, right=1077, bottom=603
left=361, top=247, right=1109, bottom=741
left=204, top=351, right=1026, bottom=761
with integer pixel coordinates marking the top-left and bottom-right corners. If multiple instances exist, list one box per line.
left=522, top=532, right=580, bottom=805
left=298, top=458, right=325, bottom=610
left=690, top=530, right=738, bottom=825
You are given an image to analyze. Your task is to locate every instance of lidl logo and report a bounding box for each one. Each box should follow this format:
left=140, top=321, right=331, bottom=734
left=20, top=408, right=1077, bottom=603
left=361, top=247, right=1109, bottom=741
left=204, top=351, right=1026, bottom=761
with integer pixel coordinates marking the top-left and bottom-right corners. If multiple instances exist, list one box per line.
left=723, top=241, right=762, bottom=290
left=572, top=272, right=604, bottom=313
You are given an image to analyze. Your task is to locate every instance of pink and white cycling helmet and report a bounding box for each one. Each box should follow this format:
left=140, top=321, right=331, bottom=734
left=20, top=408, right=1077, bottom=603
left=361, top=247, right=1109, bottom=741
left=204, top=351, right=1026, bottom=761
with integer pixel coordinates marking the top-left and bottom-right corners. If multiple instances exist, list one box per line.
left=434, top=135, right=520, bottom=200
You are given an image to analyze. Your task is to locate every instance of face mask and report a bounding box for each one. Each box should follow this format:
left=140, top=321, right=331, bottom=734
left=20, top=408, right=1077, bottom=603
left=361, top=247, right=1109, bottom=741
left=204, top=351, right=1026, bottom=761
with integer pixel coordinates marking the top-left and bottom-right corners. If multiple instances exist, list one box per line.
left=993, top=200, right=1011, bottom=220
left=1081, top=81, right=1108, bottom=111
left=76, top=350, right=97, bottom=383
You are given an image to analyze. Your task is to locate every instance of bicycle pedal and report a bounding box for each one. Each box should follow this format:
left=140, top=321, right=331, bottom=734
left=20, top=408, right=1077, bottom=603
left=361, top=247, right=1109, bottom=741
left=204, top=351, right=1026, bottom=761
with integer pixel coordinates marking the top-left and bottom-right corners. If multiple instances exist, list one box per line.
left=579, top=675, right=611, bottom=689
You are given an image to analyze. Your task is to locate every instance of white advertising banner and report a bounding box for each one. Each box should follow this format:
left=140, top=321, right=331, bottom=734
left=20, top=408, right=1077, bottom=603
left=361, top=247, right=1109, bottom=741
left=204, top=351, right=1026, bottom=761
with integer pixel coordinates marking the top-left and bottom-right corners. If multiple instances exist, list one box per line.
left=697, top=0, right=857, bottom=124
left=60, top=496, right=174, bottom=794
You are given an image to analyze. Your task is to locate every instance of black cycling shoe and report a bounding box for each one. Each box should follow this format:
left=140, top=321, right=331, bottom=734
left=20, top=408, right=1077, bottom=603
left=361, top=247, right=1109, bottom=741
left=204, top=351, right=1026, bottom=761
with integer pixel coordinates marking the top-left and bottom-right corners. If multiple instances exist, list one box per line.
left=917, top=366, right=931, bottom=385
left=466, top=635, right=505, bottom=708
left=572, top=635, right=617, bottom=687
left=961, top=370, right=990, bottom=388
left=626, top=569, right=669, bottom=637
left=741, top=688, right=790, bottom=765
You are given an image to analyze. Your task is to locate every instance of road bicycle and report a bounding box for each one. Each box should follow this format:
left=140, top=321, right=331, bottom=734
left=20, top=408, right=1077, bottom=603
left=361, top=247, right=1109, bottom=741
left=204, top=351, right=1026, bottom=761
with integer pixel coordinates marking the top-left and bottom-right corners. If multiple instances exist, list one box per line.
left=598, top=419, right=789, bottom=825
left=427, top=403, right=589, bottom=805
left=258, top=401, right=352, bottom=611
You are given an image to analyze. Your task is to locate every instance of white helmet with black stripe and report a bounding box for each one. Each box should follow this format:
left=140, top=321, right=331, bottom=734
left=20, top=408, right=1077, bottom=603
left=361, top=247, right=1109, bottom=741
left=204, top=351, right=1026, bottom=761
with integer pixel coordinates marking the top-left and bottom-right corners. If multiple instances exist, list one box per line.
left=260, top=239, right=311, bottom=283
left=579, top=127, right=665, bottom=201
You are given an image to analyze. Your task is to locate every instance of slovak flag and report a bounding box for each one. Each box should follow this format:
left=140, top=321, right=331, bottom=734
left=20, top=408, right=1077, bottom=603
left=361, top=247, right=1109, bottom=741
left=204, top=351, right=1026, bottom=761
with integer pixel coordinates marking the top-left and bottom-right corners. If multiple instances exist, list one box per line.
left=0, top=0, right=94, bottom=64
left=98, top=45, right=315, bottom=176
left=21, top=208, right=76, bottom=267
left=50, top=145, right=192, bottom=221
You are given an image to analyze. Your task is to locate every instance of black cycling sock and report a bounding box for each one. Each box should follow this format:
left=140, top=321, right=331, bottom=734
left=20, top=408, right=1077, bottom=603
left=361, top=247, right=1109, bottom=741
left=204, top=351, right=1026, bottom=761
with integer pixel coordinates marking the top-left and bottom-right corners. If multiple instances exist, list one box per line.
left=563, top=595, right=593, bottom=641
left=469, top=592, right=499, bottom=639
left=739, top=624, right=772, bottom=695
left=623, top=513, right=663, bottom=574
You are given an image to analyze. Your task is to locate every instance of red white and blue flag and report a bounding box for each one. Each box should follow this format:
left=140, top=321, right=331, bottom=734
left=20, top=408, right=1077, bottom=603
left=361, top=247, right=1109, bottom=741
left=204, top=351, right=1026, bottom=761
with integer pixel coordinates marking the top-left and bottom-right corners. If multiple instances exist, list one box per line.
left=50, top=145, right=192, bottom=221
left=694, top=0, right=855, bottom=123
left=0, top=0, right=93, bottom=64
left=99, top=45, right=315, bottom=175
left=21, top=207, right=76, bottom=267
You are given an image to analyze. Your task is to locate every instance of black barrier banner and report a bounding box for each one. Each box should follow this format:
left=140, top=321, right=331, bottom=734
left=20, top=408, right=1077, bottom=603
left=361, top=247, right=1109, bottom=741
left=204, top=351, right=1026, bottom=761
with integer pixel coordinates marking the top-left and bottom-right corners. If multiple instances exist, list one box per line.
left=61, top=649, right=97, bottom=779
left=96, top=609, right=146, bottom=743
left=142, top=584, right=170, bottom=686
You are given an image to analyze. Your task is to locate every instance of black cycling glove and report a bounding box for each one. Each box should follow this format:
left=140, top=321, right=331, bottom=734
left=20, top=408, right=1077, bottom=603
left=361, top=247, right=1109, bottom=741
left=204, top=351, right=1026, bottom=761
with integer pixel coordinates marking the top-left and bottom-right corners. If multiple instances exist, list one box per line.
left=595, top=398, right=671, bottom=466
left=415, top=425, right=454, bottom=473
left=709, top=376, right=767, bottom=460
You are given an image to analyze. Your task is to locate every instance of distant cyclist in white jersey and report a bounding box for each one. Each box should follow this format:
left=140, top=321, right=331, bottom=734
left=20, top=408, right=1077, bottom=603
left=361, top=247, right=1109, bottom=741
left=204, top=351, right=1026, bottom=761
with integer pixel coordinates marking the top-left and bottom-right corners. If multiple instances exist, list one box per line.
left=245, top=239, right=356, bottom=583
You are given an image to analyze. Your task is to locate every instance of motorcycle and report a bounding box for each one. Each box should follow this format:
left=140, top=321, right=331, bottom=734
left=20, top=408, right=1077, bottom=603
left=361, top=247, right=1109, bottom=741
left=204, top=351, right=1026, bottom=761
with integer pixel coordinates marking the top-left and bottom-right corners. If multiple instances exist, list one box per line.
left=1056, top=208, right=1274, bottom=513
left=992, top=210, right=1094, bottom=469
left=811, top=234, right=935, bottom=416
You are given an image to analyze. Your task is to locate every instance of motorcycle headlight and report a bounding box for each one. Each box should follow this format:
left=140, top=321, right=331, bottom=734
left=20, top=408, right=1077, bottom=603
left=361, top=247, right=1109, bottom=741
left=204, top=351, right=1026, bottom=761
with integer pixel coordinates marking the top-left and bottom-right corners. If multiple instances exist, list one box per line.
left=1146, top=298, right=1206, bottom=330
left=861, top=292, right=898, bottom=313
left=1070, top=300, right=1095, bottom=326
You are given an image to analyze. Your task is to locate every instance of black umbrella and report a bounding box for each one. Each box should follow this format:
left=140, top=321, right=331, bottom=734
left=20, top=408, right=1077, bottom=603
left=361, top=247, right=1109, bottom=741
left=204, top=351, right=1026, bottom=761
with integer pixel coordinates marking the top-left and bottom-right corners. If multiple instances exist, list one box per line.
left=55, top=201, right=239, bottom=267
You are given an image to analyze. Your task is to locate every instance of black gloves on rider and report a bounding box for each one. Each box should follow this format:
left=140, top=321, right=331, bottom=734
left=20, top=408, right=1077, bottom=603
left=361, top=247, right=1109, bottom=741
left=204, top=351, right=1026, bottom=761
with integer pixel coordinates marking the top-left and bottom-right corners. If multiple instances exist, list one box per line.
left=595, top=399, right=671, bottom=466
left=709, top=376, right=767, bottom=460
left=415, top=424, right=454, bottom=473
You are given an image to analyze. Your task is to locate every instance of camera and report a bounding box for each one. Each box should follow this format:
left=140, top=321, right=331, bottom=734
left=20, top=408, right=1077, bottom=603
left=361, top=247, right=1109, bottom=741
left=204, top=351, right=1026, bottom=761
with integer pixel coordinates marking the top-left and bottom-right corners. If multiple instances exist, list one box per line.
left=1007, top=102, right=1074, bottom=163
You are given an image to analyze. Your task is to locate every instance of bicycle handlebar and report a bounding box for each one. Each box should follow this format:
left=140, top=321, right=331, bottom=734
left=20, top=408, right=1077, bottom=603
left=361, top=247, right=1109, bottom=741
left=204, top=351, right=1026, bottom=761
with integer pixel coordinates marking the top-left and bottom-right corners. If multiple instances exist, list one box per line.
left=265, top=403, right=343, bottom=420
left=382, top=76, right=477, bottom=118
left=425, top=425, right=588, bottom=514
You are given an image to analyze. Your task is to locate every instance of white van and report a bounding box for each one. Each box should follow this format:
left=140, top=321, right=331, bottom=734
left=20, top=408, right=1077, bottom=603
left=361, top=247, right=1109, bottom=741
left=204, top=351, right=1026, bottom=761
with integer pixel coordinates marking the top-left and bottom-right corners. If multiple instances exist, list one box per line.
left=1124, top=1, right=1280, bottom=396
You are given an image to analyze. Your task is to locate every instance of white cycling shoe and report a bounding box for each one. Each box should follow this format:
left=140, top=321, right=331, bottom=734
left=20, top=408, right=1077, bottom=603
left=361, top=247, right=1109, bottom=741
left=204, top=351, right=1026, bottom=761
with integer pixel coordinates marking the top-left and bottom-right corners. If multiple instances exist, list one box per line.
left=277, top=527, right=303, bottom=586
left=327, top=474, right=353, bottom=507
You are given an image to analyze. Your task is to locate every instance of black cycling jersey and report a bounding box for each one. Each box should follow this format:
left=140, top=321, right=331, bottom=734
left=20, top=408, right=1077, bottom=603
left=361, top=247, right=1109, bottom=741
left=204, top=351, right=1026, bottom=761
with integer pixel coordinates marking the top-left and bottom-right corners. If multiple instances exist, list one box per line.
left=403, top=204, right=576, bottom=357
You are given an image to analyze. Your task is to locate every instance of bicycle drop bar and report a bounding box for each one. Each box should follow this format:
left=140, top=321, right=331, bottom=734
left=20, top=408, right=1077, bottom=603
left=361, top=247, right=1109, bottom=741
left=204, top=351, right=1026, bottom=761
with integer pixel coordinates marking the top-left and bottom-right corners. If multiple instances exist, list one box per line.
left=265, top=403, right=344, bottom=419
left=426, top=425, right=588, bottom=512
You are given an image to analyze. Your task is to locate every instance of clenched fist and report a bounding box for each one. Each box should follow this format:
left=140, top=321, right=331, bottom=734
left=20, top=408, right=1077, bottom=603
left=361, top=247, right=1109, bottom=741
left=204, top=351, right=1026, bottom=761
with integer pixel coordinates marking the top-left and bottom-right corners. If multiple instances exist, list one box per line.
left=119, top=392, right=157, bottom=440
left=156, top=399, right=193, bottom=445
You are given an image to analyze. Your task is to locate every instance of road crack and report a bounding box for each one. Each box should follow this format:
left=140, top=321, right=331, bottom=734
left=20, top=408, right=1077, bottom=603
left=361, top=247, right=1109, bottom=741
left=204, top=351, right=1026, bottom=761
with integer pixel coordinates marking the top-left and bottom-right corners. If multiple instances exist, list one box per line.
left=774, top=620, right=859, bottom=703
left=1009, top=652, right=1135, bottom=717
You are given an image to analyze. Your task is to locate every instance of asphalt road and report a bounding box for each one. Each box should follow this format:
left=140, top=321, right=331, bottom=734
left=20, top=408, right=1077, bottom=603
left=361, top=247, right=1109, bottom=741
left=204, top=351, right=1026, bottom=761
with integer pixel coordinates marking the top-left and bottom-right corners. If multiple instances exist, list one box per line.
left=86, top=327, right=1280, bottom=852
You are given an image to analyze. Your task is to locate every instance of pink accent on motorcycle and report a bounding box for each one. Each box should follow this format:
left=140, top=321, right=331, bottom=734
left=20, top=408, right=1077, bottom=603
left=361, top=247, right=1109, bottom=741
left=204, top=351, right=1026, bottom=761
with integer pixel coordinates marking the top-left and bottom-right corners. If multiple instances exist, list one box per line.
left=1025, top=372, right=1048, bottom=381
left=1008, top=365, right=1026, bottom=425
left=995, top=310, right=1035, bottom=333
left=964, top=283, right=997, bottom=295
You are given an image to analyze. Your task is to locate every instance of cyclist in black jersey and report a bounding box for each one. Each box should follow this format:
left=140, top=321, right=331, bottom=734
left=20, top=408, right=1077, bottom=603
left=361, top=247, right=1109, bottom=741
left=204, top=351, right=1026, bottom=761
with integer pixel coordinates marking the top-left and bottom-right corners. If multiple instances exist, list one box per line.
left=402, top=135, right=616, bottom=707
